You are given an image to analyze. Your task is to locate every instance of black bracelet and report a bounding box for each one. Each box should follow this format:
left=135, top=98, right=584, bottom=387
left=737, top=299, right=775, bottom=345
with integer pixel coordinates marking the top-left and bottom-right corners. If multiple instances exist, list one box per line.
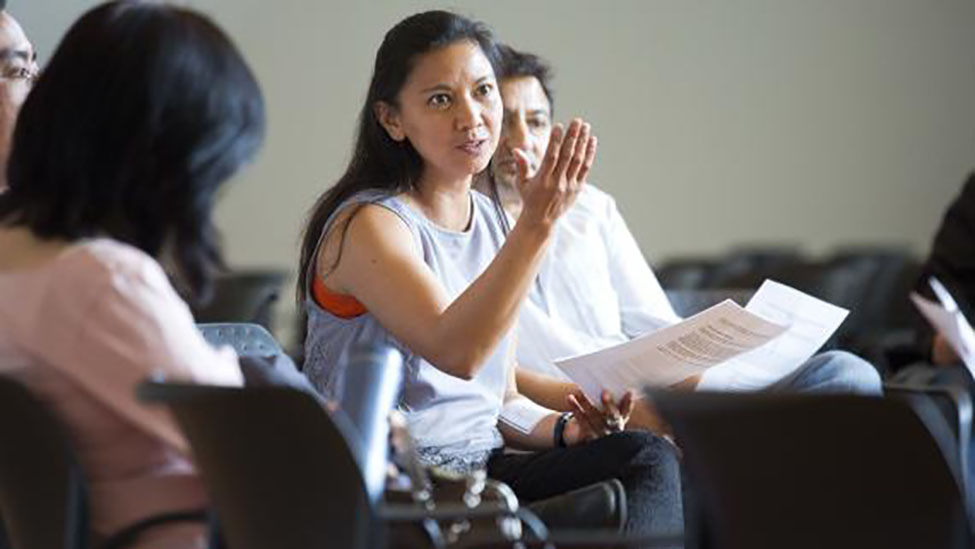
left=553, top=411, right=573, bottom=448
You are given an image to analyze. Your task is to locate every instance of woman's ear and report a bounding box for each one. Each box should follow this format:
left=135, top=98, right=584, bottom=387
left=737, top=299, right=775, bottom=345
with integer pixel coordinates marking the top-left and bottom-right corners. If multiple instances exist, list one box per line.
left=374, top=101, right=406, bottom=142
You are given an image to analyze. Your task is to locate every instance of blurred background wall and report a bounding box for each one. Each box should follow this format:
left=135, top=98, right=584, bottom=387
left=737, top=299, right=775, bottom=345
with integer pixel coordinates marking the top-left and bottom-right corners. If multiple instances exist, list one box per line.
left=13, top=0, right=975, bottom=339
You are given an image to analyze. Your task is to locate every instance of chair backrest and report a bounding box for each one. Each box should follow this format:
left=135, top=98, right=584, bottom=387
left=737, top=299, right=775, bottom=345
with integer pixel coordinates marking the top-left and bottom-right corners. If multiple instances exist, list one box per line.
left=0, top=377, right=89, bottom=549
left=335, top=344, right=405, bottom=505
left=655, top=257, right=719, bottom=289
left=197, top=322, right=283, bottom=357
left=191, top=270, right=287, bottom=331
left=138, top=382, right=374, bottom=549
left=650, top=391, right=973, bottom=549
left=665, top=289, right=755, bottom=318
left=707, top=246, right=803, bottom=289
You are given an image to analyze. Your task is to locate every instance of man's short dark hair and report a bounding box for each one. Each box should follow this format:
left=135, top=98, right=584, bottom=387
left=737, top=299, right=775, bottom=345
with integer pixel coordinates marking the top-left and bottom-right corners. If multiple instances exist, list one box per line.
left=497, top=44, right=555, bottom=111
left=0, top=0, right=7, bottom=12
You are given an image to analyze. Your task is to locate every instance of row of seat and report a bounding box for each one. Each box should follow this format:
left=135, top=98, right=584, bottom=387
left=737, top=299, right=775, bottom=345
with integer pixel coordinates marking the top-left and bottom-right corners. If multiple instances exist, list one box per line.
left=191, top=246, right=924, bottom=374
left=2, top=323, right=973, bottom=548
left=656, top=246, right=921, bottom=372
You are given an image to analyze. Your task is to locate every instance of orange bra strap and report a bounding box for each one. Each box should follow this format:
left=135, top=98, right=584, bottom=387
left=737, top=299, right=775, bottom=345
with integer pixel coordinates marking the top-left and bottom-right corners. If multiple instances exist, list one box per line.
left=312, top=276, right=367, bottom=319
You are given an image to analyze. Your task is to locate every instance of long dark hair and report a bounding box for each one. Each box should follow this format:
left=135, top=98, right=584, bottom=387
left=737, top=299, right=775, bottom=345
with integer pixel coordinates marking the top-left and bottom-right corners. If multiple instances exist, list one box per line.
left=0, top=0, right=265, bottom=304
left=296, top=10, right=508, bottom=302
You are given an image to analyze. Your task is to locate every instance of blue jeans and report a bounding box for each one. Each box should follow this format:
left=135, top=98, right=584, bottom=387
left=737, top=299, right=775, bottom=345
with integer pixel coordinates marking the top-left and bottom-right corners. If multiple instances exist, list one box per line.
left=766, top=350, right=883, bottom=395
left=682, top=350, right=882, bottom=546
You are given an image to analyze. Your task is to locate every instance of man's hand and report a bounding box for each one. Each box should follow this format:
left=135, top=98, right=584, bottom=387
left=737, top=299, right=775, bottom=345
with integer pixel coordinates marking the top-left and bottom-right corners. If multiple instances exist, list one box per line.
left=932, top=333, right=961, bottom=366
left=670, top=374, right=701, bottom=391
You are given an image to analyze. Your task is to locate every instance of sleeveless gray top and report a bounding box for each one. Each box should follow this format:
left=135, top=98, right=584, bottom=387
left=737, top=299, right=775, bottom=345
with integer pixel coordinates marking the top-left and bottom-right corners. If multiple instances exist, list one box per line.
left=304, top=190, right=512, bottom=473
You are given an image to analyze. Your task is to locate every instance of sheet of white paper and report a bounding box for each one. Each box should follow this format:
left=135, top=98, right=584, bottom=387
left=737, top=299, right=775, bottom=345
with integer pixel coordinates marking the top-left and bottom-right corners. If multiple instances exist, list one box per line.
left=910, top=288, right=975, bottom=378
left=697, top=280, right=850, bottom=391
left=555, top=299, right=788, bottom=401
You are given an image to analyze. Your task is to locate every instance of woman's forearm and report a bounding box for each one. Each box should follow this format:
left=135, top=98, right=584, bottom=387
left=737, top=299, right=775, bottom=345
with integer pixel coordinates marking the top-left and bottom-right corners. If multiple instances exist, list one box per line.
left=515, top=368, right=576, bottom=411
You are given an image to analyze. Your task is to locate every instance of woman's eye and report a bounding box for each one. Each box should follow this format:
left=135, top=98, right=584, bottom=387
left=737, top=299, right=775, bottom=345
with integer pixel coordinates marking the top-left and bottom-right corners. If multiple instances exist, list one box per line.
left=1, top=66, right=25, bottom=80
left=428, top=94, right=451, bottom=108
left=475, top=83, right=494, bottom=97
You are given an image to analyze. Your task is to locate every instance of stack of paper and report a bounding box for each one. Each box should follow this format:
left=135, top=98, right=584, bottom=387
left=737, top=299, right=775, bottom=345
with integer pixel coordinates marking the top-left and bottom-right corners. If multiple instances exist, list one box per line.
left=554, top=280, right=849, bottom=399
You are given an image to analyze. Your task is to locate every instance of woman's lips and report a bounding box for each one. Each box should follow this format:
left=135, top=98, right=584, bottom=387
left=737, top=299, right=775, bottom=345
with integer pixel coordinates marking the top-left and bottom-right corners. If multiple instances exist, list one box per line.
left=457, top=139, right=487, bottom=155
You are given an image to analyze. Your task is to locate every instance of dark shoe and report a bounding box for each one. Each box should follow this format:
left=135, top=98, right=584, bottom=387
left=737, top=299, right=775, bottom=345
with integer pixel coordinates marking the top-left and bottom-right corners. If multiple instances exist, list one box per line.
left=527, top=479, right=626, bottom=533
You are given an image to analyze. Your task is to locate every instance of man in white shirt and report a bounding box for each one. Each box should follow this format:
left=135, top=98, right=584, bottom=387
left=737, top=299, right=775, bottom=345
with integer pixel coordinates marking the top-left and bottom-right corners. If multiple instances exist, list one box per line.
left=477, top=45, right=881, bottom=413
left=0, top=0, right=37, bottom=191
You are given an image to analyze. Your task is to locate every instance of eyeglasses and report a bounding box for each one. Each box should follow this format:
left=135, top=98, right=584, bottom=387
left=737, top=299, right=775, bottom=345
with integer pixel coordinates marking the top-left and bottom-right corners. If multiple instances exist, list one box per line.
left=0, top=65, right=38, bottom=85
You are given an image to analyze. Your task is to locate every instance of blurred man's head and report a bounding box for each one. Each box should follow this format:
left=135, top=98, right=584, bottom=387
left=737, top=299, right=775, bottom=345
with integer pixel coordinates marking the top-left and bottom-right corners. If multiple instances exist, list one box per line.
left=490, top=45, right=555, bottom=192
left=0, top=2, right=37, bottom=189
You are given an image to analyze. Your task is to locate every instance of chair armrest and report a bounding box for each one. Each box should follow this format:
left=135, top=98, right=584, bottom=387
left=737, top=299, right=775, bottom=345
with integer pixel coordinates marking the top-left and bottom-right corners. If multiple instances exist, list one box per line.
left=380, top=501, right=513, bottom=522
left=455, top=531, right=684, bottom=548
left=379, top=502, right=549, bottom=542
left=884, top=381, right=972, bottom=465
left=884, top=382, right=974, bottom=430
left=885, top=381, right=974, bottom=519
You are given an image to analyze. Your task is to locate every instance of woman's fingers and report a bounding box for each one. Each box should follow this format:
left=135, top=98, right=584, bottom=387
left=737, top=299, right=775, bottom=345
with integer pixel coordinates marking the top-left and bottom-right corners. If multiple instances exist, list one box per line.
left=619, top=390, right=635, bottom=419
left=567, top=395, right=597, bottom=438
left=566, top=395, right=592, bottom=434
left=565, top=122, right=591, bottom=183
left=568, top=392, right=608, bottom=436
left=601, top=390, right=626, bottom=433
left=536, top=123, right=565, bottom=180
left=576, top=135, right=598, bottom=184
left=553, top=119, right=583, bottom=180
left=519, top=118, right=594, bottom=228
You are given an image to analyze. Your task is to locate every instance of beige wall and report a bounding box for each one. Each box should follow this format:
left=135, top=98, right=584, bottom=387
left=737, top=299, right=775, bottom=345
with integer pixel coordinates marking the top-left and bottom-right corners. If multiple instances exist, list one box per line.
left=13, top=1, right=975, bottom=335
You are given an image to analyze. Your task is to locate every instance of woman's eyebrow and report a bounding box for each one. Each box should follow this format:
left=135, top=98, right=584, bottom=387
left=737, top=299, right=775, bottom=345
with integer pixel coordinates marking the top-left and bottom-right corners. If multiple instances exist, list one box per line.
left=0, top=47, right=32, bottom=63
left=420, top=83, right=452, bottom=94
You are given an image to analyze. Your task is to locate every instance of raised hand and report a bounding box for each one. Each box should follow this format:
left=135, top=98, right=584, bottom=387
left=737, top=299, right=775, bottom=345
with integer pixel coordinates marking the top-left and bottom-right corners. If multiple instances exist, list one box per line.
left=514, top=118, right=598, bottom=231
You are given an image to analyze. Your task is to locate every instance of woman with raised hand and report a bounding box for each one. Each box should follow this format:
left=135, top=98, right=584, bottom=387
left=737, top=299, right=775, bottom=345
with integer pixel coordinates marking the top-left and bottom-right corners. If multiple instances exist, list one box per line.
left=0, top=1, right=264, bottom=547
left=299, top=10, right=682, bottom=536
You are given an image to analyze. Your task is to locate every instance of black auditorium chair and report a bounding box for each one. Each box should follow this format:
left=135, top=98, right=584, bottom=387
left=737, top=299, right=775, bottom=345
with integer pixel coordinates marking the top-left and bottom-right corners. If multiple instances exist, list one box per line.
left=651, top=390, right=973, bottom=549
left=138, top=381, right=383, bottom=548
left=137, top=346, right=547, bottom=549
left=665, top=288, right=755, bottom=318
left=0, top=376, right=209, bottom=549
left=190, top=269, right=287, bottom=332
left=654, top=257, right=720, bottom=290
left=0, top=376, right=90, bottom=549
left=706, top=246, right=802, bottom=290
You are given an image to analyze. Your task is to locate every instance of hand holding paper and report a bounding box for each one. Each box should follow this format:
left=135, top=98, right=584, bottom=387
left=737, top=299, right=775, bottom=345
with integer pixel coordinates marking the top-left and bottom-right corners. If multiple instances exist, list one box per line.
left=911, top=277, right=975, bottom=378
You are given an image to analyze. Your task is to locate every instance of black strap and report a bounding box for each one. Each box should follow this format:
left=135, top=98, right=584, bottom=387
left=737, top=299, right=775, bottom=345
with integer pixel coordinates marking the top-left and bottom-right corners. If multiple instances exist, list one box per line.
left=99, top=508, right=210, bottom=549
left=553, top=411, right=573, bottom=448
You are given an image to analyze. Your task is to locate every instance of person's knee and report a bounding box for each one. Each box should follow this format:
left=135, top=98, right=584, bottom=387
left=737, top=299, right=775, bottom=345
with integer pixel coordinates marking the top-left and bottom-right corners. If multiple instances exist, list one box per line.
left=810, top=350, right=883, bottom=395
left=610, top=431, right=681, bottom=478
left=612, top=432, right=684, bottom=531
